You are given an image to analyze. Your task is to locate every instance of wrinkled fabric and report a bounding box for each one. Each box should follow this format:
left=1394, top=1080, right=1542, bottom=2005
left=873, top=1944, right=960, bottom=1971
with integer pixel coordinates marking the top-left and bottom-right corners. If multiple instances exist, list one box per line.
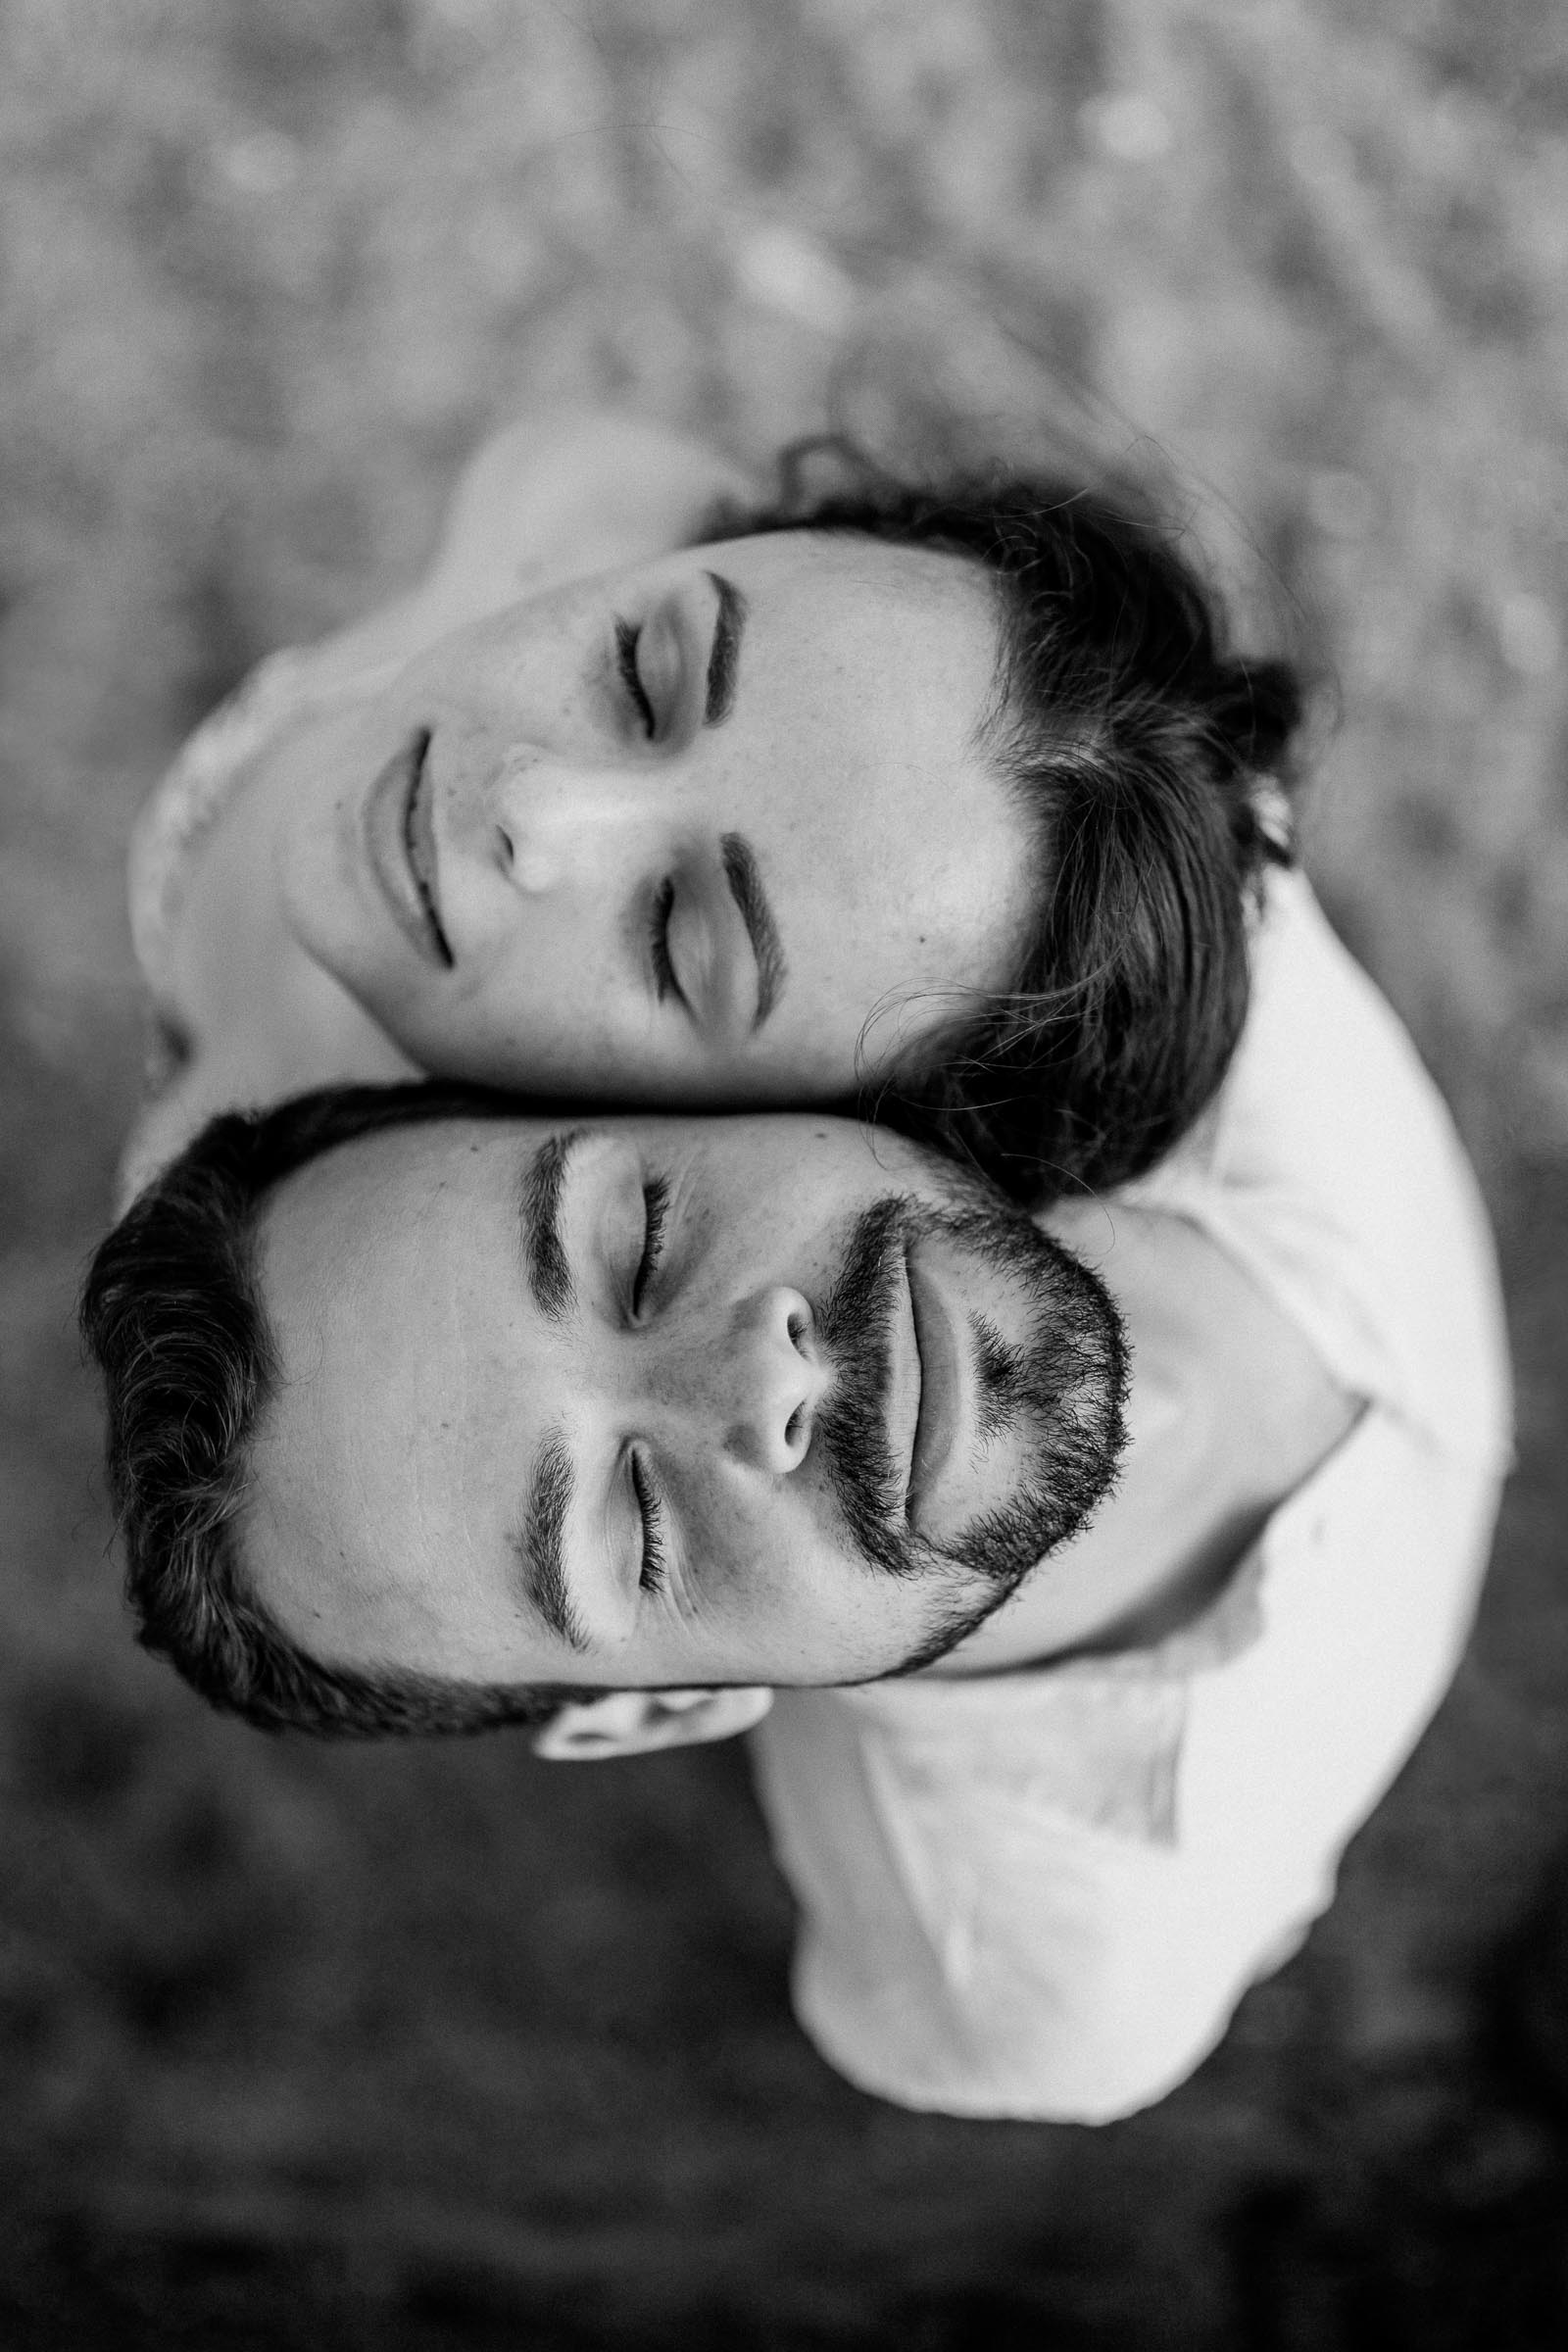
left=750, top=870, right=1511, bottom=2121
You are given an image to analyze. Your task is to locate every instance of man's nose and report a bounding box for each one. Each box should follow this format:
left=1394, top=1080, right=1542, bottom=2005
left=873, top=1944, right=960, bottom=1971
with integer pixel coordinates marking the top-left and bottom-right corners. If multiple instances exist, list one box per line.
left=719, top=1286, right=828, bottom=1476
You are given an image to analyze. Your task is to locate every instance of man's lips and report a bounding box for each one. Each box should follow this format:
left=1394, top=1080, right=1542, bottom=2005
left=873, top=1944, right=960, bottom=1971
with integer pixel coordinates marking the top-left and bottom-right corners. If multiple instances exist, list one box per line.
left=365, top=728, right=453, bottom=969
left=882, top=1235, right=961, bottom=1531
left=883, top=1243, right=922, bottom=1522
left=403, top=729, right=453, bottom=967
left=906, top=1242, right=959, bottom=1517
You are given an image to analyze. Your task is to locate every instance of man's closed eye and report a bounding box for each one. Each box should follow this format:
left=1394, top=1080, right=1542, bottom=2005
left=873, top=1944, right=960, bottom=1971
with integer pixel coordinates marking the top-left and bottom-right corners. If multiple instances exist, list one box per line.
left=631, top=1449, right=668, bottom=1595
left=632, top=1175, right=669, bottom=1313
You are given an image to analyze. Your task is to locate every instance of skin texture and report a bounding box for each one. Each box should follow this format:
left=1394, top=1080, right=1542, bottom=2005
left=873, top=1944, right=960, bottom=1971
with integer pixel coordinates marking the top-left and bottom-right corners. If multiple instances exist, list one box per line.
left=160, top=426, right=1359, bottom=1736
left=243, top=1111, right=1106, bottom=1694
left=241, top=1107, right=1356, bottom=1727
left=168, top=526, right=1034, bottom=1109
left=937, top=1196, right=1361, bottom=1674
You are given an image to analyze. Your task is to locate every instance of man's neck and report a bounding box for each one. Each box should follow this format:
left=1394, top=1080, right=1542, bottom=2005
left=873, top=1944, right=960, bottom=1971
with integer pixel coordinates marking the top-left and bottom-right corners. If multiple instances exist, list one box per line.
left=923, top=1201, right=1359, bottom=1680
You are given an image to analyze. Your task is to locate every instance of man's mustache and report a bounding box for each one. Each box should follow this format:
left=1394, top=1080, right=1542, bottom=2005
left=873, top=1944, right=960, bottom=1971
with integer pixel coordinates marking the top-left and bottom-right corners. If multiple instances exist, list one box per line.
left=813, top=1195, right=913, bottom=1577
left=812, top=1191, right=1098, bottom=1592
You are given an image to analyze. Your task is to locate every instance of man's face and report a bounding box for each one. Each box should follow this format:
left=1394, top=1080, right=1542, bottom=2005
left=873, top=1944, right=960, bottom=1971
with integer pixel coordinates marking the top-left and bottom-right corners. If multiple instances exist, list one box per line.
left=245, top=1113, right=1107, bottom=1690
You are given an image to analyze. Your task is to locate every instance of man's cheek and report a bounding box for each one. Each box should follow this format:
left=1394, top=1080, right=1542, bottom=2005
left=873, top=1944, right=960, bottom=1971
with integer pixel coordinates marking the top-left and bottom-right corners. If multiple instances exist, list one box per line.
left=700, top=1499, right=801, bottom=1618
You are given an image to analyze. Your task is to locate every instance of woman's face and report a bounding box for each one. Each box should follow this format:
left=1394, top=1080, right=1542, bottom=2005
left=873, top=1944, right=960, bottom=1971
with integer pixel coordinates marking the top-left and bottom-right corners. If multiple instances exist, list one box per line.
left=273, top=530, right=1035, bottom=1101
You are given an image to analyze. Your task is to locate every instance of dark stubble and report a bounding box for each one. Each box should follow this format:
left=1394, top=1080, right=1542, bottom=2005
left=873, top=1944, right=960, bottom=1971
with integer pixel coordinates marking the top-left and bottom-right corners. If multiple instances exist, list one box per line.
left=812, top=1191, right=1125, bottom=1593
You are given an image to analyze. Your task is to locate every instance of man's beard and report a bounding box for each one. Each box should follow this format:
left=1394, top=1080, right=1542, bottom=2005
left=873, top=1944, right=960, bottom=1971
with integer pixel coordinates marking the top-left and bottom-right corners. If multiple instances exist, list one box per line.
left=812, top=1191, right=1123, bottom=1592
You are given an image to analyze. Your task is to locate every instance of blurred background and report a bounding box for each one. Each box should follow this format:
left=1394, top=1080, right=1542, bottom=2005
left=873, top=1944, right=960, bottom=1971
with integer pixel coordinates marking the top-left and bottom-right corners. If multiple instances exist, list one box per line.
left=2, top=2, right=1566, bottom=2343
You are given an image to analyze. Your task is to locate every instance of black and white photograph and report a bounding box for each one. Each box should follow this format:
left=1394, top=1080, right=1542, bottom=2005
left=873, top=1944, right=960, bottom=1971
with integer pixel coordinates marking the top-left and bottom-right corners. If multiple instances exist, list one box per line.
left=2, top=3, right=1566, bottom=2344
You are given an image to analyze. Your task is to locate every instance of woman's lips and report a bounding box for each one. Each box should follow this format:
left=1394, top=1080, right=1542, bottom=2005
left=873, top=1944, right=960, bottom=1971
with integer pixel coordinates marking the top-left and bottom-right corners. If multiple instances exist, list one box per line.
left=365, top=729, right=453, bottom=969
left=402, top=730, right=453, bottom=966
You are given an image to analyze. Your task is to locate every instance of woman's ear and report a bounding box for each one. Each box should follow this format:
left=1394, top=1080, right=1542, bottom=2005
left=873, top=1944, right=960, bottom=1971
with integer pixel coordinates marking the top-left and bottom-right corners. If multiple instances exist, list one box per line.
left=531, top=1686, right=774, bottom=1763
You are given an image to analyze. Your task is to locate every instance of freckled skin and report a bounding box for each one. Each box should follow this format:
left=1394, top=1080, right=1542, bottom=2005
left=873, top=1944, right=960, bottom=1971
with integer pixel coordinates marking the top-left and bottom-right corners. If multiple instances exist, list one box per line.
left=242, top=1111, right=1073, bottom=1692
left=253, top=533, right=1030, bottom=1103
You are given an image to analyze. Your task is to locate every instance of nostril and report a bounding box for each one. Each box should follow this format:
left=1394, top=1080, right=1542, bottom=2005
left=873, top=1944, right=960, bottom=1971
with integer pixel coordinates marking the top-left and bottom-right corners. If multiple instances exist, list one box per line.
left=787, top=1310, right=807, bottom=1348
left=785, top=1405, right=804, bottom=1449
left=496, top=824, right=515, bottom=870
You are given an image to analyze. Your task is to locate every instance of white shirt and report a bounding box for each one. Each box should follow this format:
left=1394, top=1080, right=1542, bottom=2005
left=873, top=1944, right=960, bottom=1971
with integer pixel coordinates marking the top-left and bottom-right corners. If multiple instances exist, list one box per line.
left=748, top=870, right=1512, bottom=2122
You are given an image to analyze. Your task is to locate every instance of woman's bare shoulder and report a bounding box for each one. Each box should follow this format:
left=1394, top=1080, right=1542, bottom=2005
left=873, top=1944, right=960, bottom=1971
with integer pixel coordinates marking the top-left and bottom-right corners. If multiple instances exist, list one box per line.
left=117, top=1061, right=237, bottom=1212
left=316, top=411, right=760, bottom=680
left=424, top=409, right=760, bottom=607
left=117, top=976, right=419, bottom=1213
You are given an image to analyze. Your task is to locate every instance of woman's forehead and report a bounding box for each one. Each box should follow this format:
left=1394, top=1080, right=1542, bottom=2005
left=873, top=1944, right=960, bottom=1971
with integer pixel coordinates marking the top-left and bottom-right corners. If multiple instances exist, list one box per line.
left=693, top=523, right=998, bottom=641
left=672, top=543, right=1026, bottom=964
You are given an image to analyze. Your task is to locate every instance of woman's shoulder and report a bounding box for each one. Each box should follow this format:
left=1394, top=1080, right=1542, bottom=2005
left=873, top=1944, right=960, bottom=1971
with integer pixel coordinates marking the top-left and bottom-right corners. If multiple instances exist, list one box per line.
left=118, top=983, right=420, bottom=1209
left=128, top=644, right=319, bottom=1001
left=416, top=409, right=760, bottom=622
left=117, top=1044, right=252, bottom=1212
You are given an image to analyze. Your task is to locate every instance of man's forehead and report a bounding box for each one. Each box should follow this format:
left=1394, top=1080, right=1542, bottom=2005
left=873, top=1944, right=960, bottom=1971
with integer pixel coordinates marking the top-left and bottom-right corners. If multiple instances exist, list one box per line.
left=262, top=1105, right=929, bottom=1219
left=259, top=1113, right=555, bottom=1255
left=251, top=1103, right=968, bottom=1406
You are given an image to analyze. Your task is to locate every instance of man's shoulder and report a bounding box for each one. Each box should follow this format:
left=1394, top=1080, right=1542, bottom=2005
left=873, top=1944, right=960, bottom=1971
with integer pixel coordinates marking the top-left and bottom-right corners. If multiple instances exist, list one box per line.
left=754, top=1411, right=1506, bottom=2121
left=756, top=1653, right=1313, bottom=2124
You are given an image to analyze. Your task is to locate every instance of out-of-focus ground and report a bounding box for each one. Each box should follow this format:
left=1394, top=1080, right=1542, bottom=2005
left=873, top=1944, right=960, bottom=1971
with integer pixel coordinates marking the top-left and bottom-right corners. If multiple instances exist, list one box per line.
left=1, top=3, right=1566, bottom=2344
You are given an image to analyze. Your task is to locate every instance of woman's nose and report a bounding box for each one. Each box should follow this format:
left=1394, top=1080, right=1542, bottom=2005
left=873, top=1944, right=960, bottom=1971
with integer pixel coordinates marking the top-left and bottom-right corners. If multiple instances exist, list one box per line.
left=721, top=1287, right=827, bottom=1476
left=483, top=756, right=643, bottom=896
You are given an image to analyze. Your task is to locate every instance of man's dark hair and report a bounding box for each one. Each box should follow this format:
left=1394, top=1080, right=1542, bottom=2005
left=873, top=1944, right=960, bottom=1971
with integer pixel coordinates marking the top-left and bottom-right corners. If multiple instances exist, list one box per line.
left=701, top=443, right=1302, bottom=1204
left=82, top=1083, right=588, bottom=1737
left=81, top=1084, right=1126, bottom=1740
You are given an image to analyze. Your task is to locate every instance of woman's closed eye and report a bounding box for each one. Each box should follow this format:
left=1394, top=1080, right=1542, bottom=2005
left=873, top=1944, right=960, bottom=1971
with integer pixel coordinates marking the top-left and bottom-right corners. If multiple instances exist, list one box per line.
left=614, top=617, right=657, bottom=739
left=648, top=877, right=680, bottom=1004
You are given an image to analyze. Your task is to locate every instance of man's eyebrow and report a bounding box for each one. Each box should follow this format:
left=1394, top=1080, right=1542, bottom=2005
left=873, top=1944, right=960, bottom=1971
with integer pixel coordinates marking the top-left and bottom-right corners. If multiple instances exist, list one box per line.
left=720, top=831, right=787, bottom=1030
left=702, top=570, right=747, bottom=727
left=514, top=1428, right=590, bottom=1654
left=519, top=1127, right=590, bottom=1324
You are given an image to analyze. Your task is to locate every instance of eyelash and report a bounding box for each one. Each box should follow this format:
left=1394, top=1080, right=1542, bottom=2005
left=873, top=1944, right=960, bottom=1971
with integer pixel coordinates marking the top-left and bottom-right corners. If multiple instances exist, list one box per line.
left=630, top=1178, right=670, bottom=1595
left=631, top=1452, right=667, bottom=1596
left=632, top=1175, right=670, bottom=1313
left=613, top=617, right=680, bottom=1006
left=649, top=878, right=678, bottom=1003
left=614, top=616, right=657, bottom=739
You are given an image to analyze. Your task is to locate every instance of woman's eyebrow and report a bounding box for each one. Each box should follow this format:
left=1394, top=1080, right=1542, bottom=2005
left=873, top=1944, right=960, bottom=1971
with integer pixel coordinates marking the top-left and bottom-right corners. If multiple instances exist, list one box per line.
left=720, top=832, right=787, bottom=1028
left=702, top=570, right=748, bottom=726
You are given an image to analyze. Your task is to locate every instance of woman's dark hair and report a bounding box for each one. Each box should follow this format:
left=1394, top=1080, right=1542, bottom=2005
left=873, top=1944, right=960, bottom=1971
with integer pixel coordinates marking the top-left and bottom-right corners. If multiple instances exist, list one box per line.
left=701, top=443, right=1303, bottom=1203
